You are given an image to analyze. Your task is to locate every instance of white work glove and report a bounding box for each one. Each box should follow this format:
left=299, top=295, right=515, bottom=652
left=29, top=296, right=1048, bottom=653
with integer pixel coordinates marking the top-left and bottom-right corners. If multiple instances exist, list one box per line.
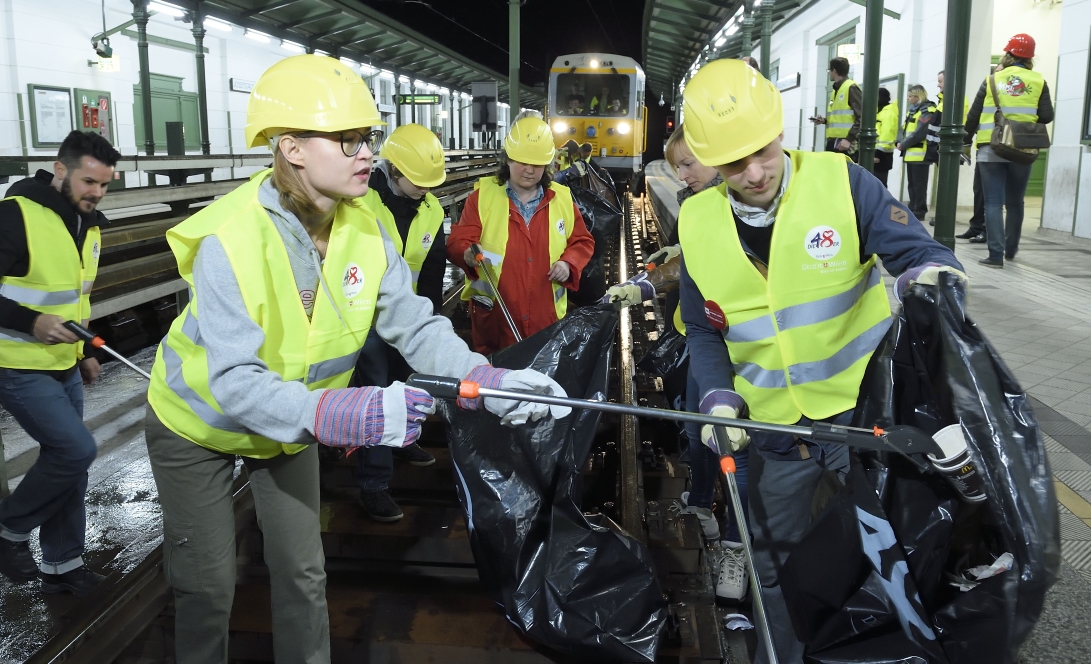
left=646, top=244, right=680, bottom=267
left=314, top=382, right=436, bottom=449
left=599, top=271, right=655, bottom=308
left=698, top=390, right=750, bottom=454
left=894, top=263, right=969, bottom=302
left=458, top=365, right=572, bottom=426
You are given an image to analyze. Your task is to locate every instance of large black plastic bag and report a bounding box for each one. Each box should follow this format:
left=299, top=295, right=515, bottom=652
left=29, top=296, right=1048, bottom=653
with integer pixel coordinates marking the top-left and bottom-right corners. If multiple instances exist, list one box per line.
left=441, top=304, right=667, bottom=661
left=568, top=184, right=622, bottom=307
left=780, top=275, right=1059, bottom=664
left=638, top=328, right=689, bottom=412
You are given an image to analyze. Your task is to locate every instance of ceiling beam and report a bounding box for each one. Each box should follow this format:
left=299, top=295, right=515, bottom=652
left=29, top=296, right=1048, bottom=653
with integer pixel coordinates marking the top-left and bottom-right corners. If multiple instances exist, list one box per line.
left=284, top=8, right=341, bottom=28
left=241, top=0, right=298, bottom=18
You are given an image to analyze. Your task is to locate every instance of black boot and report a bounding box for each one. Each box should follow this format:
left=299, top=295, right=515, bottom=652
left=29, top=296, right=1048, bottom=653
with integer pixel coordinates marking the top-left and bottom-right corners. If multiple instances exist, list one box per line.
left=40, top=566, right=106, bottom=597
left=359, top=489, right=404, bottom=522
left=0, top=538, right=38, bottom=583
left=956, top=229, right=982, bottom=239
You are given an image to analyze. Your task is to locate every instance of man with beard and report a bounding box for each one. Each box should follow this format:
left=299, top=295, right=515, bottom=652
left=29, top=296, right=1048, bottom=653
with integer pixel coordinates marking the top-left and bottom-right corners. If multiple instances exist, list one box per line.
left=0, top=130, right=119, bottom=596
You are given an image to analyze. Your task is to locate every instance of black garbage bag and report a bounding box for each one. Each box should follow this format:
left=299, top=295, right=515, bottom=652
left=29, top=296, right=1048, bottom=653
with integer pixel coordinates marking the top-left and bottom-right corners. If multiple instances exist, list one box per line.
left=780, top=275, right=1059, bottom=664
left=568, top=184, right=622, bottom=307
left=441, top=304, right=667, bottom=661
left=637, top=327, right=689, bottom=412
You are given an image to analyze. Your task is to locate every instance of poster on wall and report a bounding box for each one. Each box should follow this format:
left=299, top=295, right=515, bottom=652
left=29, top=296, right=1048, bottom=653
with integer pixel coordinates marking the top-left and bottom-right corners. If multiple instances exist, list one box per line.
left=29, top=85, right=73, bottom=147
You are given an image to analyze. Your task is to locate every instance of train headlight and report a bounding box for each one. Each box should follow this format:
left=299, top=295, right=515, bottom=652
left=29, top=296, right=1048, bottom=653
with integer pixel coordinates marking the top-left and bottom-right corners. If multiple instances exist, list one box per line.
left=552, top=120, right=567, bottom=133
left=617, top=122, right=631, bottom=135
left=590, top=59, right=599, bottom=68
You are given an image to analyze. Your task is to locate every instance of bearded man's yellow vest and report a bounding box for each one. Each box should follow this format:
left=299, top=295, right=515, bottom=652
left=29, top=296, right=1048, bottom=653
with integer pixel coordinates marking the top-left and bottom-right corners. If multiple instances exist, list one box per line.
left=148, top=170, right=386, bottom=458
left=461, top=178, right=575, bottom=320
left=679, top=150, right=892, bottom=425
left=0, top=197, right=100, bottom=369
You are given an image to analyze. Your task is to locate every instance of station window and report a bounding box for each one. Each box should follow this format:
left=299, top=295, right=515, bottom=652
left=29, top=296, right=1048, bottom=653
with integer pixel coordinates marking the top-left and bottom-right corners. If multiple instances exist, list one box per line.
left=556, top=73, right=631, bottom=117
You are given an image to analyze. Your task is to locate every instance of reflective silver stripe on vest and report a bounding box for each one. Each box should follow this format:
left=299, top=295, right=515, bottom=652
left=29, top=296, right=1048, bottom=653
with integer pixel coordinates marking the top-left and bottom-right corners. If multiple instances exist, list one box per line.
left=554, top=285, right=565, bottom=302
left=829, top=110, right=854, bottom=116
left=161, top=311, right=249, bottom=434
left=0, top=327, right=36, bottom=343
left=82, top=280, right=94, bottom=294
left=0, top=283, right=80, bottom=306
left=468, top=279, right=495, bottom=297
left=726, top=314, right=777, bottom=343
left=828, top=123, right=854, bottom=129
left=788, top=317, right=892, bottom=385
left=776, top=267, right=882, bottom=332
left=926, top=135, right=941, bottom=142
left=410, top=269, right=421, bottom=284
left=979, top=122, right=995, bottom=131
left=1000, top=106, right=1037, bottom=116
left=307, top=350, right=360, bottom=385
left=928, top=124, right=941, bottom=132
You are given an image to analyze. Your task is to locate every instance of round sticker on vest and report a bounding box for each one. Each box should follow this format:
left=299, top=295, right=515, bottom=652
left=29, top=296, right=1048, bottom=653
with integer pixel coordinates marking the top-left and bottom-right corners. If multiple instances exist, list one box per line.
left=805, top=226, right=842, bottom=261
left=91, top=241, right=100, bottom=261
left=421, top=232, right=434, bottom=250
left=704, top=300, right=726, bottom=330
left=556, top=218, right=566, bottom=235
left=342, top=263, right=365, bottom=299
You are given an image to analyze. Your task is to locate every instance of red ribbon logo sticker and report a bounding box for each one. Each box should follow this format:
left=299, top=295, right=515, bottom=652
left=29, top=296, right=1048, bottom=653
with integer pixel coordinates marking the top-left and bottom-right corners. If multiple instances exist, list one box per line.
left=704, top=300, right=726, bottom=330
left=341, top=263, right=365, bottom=299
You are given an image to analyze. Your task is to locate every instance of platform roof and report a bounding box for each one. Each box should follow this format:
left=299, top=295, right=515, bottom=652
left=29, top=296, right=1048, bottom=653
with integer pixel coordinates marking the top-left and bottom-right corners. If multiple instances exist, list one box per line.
left=168, top=0, right=544, bottom=108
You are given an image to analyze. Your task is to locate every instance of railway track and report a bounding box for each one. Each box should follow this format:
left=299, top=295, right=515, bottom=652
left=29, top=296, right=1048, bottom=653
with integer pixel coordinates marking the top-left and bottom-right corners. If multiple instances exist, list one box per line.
left=18, top=190, right=750, bottom=664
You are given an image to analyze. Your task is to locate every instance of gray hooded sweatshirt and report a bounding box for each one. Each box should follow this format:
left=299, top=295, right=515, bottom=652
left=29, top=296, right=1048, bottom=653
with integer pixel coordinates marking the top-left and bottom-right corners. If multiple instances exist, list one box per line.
left=189, top=178, right=487, bottom=444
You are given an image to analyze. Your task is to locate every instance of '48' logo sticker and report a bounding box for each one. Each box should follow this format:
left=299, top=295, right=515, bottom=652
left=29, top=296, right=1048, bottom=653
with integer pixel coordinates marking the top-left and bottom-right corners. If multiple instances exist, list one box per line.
left=804, top=226, right=842, bottom=261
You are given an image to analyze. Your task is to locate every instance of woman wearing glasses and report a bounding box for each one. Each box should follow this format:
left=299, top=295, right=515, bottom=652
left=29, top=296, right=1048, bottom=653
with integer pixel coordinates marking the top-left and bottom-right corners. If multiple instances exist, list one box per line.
left=143, top=55, right=568, bottom=664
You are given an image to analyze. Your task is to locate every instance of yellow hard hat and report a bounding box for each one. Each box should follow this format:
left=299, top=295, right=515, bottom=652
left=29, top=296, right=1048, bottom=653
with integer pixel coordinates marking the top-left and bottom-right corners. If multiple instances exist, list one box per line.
left=503, top=117, right=555, bottom=166
left=682, top=59, right=783, bottom=166
left=245, top=54, right=385, bottom=149
left=381, top=123, right=446, bottom=188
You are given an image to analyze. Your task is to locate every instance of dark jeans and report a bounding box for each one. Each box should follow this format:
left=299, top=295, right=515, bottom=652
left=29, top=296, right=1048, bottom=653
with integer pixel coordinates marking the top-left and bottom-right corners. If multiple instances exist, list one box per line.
left=873, top=151, right=894, bottom=188
left=684, top=370, right=749, bottom=543
left=352, top=329, right=413, bottom=492
left=980, top=159, right=1034, bottom=260
left=905, top=162, right=932, bottom=220
left=967, top=160, right=986, bottom=235
left=0, top=368, right=96, bottom=571
left=825, top=137, right=858, bottom=163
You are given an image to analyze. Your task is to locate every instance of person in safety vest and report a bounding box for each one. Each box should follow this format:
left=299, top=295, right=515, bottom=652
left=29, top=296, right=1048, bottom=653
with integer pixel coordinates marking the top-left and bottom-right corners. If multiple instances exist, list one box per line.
left=602, top=122, right=752, bottom=604
left=809, top=56, right=861, bottom=162
left=0, top=130, right=119, bottom=596
left=963, top=33, right=1054, bottom=268
left=678, top=59, right=966, bottom=664
left=447, top=116, right=595, bottom=355
left=143, top=55, right=571, bottom=664
left=874, top=88, right=898, bottom=188
left=897, top=84, right=939, bottom=222
left=352, top=123, right=448, bottom=522
left=554, top=139, right=588, bottom=187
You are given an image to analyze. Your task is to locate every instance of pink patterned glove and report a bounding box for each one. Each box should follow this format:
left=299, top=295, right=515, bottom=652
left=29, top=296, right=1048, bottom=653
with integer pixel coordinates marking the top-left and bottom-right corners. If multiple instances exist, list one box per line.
left=315, top=383, right=435, bottom=449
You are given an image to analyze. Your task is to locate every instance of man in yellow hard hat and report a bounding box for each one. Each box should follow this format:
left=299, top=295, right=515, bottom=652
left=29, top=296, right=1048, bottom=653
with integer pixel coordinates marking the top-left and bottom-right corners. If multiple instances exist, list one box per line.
left=677, top=59, right=966, bottom=663
left=353, top=123, right=447, bottom=522
left=447, top=116, right=595, bottom=354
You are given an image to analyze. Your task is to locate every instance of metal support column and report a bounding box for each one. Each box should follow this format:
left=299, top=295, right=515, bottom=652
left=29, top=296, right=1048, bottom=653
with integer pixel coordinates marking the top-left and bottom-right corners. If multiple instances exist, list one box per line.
left=857, top=0, right=884, bottom=174
left=509, top=0, right=520, bottom=112
left=759, top=2, right=773, bottom=77
left=132, top=0, right=154, bottom=156
left=934, top=0, right=973, bottom=250
left=741, top=11, right=754, bottom=60
left=191, top=1, right=211, bottom=155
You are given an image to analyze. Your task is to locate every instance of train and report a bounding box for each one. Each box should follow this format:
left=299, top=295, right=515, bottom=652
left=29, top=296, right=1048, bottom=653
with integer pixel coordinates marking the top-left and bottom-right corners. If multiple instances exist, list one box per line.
left=547, top=53, right=647, bottom=178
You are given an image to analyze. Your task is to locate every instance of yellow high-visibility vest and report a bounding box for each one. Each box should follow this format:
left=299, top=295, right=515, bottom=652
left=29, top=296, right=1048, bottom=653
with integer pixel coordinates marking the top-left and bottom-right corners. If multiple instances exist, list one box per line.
left=876, top=101, right=900, bottom=152
left=678, top=150, right=892, bottom=425
left=148, top=170, right=386, bottom=458
left=903, top=103, right=938, bottom=163
left=977, top=67, right=1044, bottom=147
left=363, top=188, right=444, bottom=294
left=827, top=79, right=859, bottom=139
left=0, top=197, right=100, bottom=370
left=461, top=178, right=575, bottom=321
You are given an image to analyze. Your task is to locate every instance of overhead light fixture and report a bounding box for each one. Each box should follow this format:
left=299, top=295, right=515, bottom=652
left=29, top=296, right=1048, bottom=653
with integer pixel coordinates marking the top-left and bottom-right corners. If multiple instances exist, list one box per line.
left=245, top=28, right=270, bottom=43
left=281, top=40, right=304, bottom=53
left=658, top=92, right=665, bottom=107
left=204, top=17, right=232, bottom=32
left=398, top=75, right=410, bottom=84
left=379, top=69, right=395, bottom=79
left=339, top=57, right=358, bottom=68
left=439, top=87, right=449, bottom=95
left=314, top=49, right=330, bottom=57
left=149, top=1, right=184, bottom=17
left=461, top=92, right=471, bottom=99
left=439, top=110, right=449, bottom=119
left=360, top=63, right=377, bottom=75
left=726, top=24, right=739, bottom=36
left=715, top=37, right=726, bottom=47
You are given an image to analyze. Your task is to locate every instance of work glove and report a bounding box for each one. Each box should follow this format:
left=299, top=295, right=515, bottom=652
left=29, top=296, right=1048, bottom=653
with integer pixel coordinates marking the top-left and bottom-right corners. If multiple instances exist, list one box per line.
left=893, top=263, right=969, bottom=302
left=698, top=390, right=750, bottom=455
left=600, top=274, right=655, bottom=308
left=646, top=244, right=680, bottom=268
left=314, top=383, right=436, bottom=449
left=458, top=364, right=572, bottom=426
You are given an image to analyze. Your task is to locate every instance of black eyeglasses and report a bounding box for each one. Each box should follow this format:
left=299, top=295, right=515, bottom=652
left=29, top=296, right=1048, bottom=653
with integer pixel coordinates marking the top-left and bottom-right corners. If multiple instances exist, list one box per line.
left=296, top=129, right=384, bottom=157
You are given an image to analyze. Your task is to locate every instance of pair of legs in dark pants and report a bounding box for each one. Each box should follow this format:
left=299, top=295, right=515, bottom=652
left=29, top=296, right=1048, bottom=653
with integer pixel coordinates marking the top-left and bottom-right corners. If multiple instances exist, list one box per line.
left=965, top=160, right=986, bottom=236
left=905, top=162, right=932, bottom=220
left=352, top=329, right=413, bottom=492
left=684, top=370, right=749, bottom=543
left=873, top=151, right=894, bottom=188
left=0, top=368, right=97, bottom=574
left=980, top=159, right=1034, bottom=262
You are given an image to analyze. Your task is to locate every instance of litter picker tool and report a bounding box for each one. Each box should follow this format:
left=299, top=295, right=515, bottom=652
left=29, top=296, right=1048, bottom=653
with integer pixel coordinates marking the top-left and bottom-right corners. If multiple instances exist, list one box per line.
left=63, top=321, right=151, bottom=380
left=469, top=243, right=522, bottom=342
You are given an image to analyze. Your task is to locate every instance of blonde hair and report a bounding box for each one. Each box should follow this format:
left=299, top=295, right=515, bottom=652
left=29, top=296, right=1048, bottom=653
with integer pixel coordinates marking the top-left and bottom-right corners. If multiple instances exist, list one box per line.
left=907, top=84, right=928, bottom=99
left=664, top=125, right=693, bottom=174
left=270, top=134, right=357, bottom=219
left=999, top=52, right=1033, bottom=70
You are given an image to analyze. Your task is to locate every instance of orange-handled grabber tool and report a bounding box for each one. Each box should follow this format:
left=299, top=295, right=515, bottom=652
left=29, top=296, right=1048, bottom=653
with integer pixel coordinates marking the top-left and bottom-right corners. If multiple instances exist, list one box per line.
left=469, top=243, right=522, bottom=343
left=63, top=321, right=151, bottom=380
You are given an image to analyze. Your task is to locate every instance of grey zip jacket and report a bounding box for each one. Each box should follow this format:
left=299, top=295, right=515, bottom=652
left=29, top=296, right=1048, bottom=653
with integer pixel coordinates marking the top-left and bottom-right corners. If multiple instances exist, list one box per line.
left=189, top=178, right=487, bottom=444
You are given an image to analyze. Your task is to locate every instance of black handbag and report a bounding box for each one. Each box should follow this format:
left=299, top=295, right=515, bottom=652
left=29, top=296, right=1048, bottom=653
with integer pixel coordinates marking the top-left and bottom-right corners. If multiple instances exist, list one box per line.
left=988, top=74, right=1050, bottom=165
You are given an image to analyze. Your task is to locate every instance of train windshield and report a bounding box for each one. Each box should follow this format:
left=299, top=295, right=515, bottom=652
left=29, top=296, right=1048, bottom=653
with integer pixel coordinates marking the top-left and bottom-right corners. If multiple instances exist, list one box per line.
left=556, top=73, right=631, bottom=117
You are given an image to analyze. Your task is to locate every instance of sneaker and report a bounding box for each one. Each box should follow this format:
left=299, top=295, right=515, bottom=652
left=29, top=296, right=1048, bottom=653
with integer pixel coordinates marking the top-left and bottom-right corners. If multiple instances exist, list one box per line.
left=716, top=545, right=749, bottom=604
left=680, top=492, right=720, bottom=541
left=359, top=489, right=404, bottom=522
left=978, top=257, right=1004, bottom=268
left=0, top=538, right=38, bottom=583
left=1005, top=251, right=1016, bottom=261
left=969, top=235, right=987, bottom=244
left=40, top=566, right=105, bottom=597
left=956, top=230, right=982, bottom=239
left=392, top=443, right=436, bottom=467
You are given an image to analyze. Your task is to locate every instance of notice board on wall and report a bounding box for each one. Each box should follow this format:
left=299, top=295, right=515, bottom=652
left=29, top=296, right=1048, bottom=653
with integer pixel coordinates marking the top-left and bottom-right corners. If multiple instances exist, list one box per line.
left=28, top=84, right=73, bottom=147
